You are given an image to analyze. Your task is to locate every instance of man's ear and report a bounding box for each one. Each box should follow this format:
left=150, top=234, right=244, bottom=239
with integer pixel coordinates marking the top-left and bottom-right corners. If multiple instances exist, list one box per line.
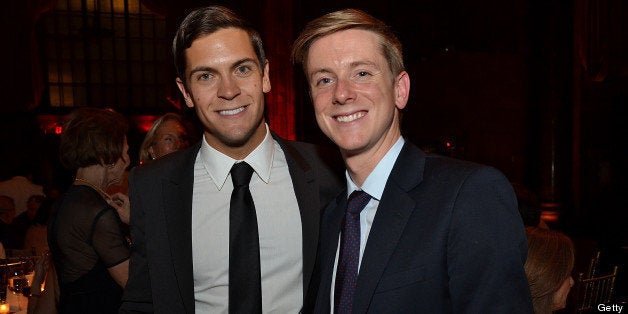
left=394, top=71, right=410, bottom=110
left=176, top=78, right=194, bottom=108
left=262, top=60, right=271, bottom=93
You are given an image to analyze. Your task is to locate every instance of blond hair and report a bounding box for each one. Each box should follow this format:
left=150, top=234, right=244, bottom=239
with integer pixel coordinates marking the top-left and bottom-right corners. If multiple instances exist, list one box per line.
left=139, top=113, right=188, bottom=163
left=291, top=8, right=404, bottom=78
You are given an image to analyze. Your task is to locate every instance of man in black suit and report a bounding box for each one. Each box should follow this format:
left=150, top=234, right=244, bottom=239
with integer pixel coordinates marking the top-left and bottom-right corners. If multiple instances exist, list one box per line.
left=120, top=6, right=342, bottom=313
left=292, top=9, right=533, bottom=313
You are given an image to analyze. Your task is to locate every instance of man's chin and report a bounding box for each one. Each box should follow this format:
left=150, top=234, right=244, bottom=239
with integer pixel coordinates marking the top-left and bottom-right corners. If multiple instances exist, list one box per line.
left=217, top=129, right=257, bottom=148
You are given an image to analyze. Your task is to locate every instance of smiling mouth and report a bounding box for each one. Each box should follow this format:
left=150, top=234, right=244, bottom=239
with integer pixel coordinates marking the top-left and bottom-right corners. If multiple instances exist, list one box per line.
left=218, top=106, right=247, bottom=116
left=335, top=111, right=366, bottom=123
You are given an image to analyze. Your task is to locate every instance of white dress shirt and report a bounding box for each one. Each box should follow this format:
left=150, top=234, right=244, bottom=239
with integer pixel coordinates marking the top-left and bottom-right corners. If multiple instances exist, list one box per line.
left=191, top=125, right=303, bottom=313
left=330, top=136, right=405, bottom=312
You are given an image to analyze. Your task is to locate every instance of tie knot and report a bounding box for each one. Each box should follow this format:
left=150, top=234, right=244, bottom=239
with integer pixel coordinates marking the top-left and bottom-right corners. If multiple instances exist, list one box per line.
left=346, top=190, right=371, bottom=215
left=231, top=162, right=254, bottom=187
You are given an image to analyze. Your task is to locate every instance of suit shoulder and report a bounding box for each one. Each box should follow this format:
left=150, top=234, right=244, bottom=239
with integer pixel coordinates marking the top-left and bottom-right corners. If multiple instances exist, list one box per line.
left=423, top=153, right=510, bottom=184
left=130, top=146, right=195, bottom=181
left=281, top=140, right=343, bottom=170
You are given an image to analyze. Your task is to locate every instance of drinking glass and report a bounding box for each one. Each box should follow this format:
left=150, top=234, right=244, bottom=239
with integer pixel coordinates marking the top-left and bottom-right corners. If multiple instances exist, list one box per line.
left=7, top=269, right=28, bottom=310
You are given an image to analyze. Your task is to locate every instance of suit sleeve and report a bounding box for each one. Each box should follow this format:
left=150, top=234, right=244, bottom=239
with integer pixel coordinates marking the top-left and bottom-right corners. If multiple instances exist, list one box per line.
left=447, top=166, right=533, bottom=313
left=119, top=169, right=154, bottom=313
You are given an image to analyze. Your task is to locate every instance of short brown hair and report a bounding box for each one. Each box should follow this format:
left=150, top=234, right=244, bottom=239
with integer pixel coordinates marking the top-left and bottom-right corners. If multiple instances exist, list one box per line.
left=291, top=8, right=405, bottom=78
left=172, top=5, right=266, bottom=88
left=524, top=227, right=575, bottom=314
left=58, top=107, right=129, bottom=170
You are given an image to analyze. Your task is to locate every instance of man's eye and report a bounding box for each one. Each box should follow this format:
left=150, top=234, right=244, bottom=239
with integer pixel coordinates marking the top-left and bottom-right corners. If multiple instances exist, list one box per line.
left=196, top=73, right=210, bottom=81
left=357, top=71, right=369, bottom=77
left=317, top=77, right=332, bottom=86
left=236, top=66, right=251, bottom=75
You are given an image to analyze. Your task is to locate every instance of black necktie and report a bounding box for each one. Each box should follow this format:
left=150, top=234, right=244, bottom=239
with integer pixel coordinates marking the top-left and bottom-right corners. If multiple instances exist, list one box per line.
left=229, top=162, right=262, bottom=314
left=334, top=190, right=371, bottom=313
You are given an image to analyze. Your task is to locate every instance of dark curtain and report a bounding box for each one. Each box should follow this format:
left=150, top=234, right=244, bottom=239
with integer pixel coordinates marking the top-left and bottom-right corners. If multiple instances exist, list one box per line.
left=1, top=0, right=57, bottom=112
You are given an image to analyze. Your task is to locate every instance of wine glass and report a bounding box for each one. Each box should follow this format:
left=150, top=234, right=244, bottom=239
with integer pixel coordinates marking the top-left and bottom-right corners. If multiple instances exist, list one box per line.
left=7, top=269, right=28, bottom=310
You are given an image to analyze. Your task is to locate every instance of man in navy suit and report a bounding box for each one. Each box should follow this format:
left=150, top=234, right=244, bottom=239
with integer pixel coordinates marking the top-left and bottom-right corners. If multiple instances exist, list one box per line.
left=120, top=6, right=342, bottom=313
left=292, top=9, right=533, bottom=313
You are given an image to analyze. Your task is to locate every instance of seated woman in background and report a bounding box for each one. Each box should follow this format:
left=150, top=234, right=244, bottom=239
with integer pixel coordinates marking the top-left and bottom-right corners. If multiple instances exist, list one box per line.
left=0, top=195, right=22, bottom=250
left=24, top=195, right=53, bottom=256
left=48, top=107, right=131, bottom=313
left=525, top=226, right=575, bottom=314
left=138, top=112, right=190, bottom=164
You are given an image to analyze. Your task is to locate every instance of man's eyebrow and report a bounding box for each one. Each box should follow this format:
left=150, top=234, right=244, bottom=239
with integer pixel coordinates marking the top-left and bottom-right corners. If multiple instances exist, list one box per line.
left=349, top=60, right=379, bottom=69
left=231, top=57, right=259, bottom=71
left=308, top=60, right=380, bottom=79
left=309, top=68, right=332, bottom=80
left=188, top=58, right=259, bottom=78
left=188, top=66, right=215, bottom=79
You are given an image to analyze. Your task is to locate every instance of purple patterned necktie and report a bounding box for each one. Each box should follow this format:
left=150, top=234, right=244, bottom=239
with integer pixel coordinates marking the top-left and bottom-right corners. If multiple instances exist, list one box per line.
left=334, top=190, right=371, bottom=313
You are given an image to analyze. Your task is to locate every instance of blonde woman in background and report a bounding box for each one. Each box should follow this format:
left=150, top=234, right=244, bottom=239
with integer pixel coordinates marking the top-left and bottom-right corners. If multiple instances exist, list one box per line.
left=138, top=113, right=190, bottom=164
left=108, top=113, right=192, bottom=195
left=525, top=226, right=576, bottom=313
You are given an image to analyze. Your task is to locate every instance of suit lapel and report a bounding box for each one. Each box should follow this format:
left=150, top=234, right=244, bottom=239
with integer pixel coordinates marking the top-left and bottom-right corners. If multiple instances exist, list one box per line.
left=352, top=143, right=425, bottom=313
left=274, top=135, right=320, bottom=298
left=162, top=143, right=199, bottom=312
left=317, top=192, right=347, bottom=312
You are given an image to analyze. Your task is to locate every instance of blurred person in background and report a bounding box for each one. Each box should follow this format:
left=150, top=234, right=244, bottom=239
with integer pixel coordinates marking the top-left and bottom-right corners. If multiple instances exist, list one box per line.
left=524, top=227, right=575, bottom=314
left=0, top=194, right=21, bottom=250
left=48, top=107, right=131, bottom=313
left=108, top=113, right=193, bottom=196
left=24, top=195, right=54, bottom=256
left=11, top=194, right=46, bottom=249
left=138, top=112, right=191, bottom=164
left=0, top=167, right=45, bottom=217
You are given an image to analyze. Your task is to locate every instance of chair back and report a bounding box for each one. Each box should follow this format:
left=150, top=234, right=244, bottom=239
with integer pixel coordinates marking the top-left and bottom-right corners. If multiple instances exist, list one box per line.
left=574, top=262, right=619, bottom=313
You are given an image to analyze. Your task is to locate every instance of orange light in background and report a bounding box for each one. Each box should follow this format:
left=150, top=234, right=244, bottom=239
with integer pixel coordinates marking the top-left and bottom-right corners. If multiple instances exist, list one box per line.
left=0, top=300, right=9, bottom=313
left=541, top=211, right=560, bottom=223
left=55, top=126, right=63, bottom=134
left=540, top=202, right=562, bottom=223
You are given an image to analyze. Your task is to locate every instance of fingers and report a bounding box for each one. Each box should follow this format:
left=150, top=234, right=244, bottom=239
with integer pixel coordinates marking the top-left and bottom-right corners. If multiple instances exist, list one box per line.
left=108, top=193, right=131, bottom=224
left=109, top=192, right=129, bottom=208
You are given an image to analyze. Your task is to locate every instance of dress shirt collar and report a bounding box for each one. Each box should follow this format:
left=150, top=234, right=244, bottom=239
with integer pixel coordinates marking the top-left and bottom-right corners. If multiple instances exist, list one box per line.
left=199, top=124, right=275, bottom=190
left=346, top=136, right=405, bottom=201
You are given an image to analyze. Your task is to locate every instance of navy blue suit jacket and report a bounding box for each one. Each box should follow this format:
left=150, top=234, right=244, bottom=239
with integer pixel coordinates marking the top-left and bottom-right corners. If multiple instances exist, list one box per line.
left=307, top=142, right=533, bottom=313
left=120, top=133, right=343, bottom=313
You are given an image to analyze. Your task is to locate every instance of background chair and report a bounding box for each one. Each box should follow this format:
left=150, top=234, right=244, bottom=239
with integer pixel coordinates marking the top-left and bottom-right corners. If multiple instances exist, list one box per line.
left=573, top=250, right=620, bottom=313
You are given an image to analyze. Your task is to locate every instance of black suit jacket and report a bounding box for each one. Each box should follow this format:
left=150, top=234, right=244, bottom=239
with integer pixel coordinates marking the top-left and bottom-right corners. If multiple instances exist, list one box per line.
left=120, top=133, right=343, bottom=313
left=308, top=142, right=533, bottom=313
